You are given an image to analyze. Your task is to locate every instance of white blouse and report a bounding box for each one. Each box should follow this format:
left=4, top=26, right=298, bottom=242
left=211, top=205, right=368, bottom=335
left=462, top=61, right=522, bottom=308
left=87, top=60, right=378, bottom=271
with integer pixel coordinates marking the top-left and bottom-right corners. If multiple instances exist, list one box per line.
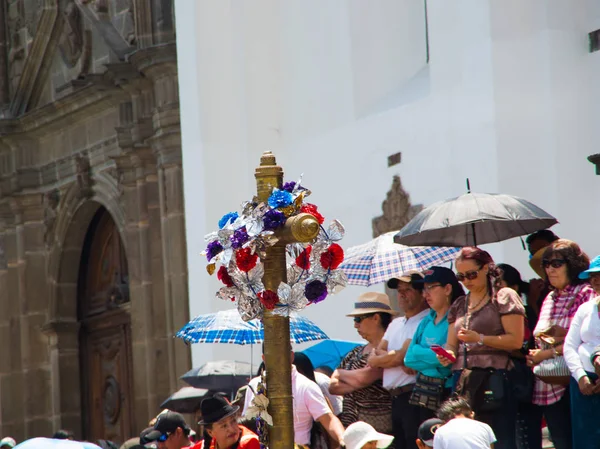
left=564, top=299, right=600, bottom=381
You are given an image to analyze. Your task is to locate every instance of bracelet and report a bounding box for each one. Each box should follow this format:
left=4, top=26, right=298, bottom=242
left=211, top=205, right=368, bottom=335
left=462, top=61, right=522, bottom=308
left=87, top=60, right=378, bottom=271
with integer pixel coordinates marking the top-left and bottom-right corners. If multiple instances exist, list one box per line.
left=477, top=334, right=485, bottom=346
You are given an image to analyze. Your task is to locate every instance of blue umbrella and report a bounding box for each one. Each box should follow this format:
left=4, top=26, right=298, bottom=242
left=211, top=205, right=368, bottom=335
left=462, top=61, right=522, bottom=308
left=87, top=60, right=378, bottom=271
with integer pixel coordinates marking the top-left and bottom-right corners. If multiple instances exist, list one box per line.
left=15, top=438, right=101, bottom=449
left=299, top=339, right=363, bottom=371
left=177, top=309, right=329, bottom=345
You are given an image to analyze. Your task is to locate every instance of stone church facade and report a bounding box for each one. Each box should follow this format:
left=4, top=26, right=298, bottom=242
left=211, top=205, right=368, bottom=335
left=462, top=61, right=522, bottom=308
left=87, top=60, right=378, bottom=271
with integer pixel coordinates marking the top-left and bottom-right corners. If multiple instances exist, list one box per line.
left=0, top=0, right=190, bottom=443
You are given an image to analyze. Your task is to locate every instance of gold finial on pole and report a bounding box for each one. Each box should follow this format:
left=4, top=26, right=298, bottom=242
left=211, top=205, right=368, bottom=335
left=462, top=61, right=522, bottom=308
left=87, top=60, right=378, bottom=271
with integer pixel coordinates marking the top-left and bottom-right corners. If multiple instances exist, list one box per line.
left=254, top=151, right=319, bottom=449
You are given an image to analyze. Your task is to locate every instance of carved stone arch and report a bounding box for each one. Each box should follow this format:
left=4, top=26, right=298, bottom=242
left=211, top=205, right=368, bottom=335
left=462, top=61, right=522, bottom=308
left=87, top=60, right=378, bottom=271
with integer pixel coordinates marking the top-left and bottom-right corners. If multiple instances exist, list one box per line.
left=372, top=175, right=423, bottom=238
left=43, top=174, right=130, bottom=437
left=47, top=174, right=127, bottom=324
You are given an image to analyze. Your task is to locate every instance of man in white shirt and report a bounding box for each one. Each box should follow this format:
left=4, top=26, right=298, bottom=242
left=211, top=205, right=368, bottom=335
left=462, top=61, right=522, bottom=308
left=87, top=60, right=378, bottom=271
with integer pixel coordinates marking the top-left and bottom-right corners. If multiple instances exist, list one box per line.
left=314, top=369, right=344, bottom=416
left=433, top=397, right=496, bottom=449
left=242, top=353, right=344, bottom=448
left=368, top=272, right=430, bottom=449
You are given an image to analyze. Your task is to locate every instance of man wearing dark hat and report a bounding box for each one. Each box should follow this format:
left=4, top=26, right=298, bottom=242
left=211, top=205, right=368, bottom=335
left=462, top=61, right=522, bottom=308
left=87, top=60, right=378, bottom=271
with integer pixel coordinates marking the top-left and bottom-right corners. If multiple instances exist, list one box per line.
left=199, top=395, right=259, bottom=449
left=146, top=411, right=193, bottom=449
left=369, top=271, right=430, bottom=449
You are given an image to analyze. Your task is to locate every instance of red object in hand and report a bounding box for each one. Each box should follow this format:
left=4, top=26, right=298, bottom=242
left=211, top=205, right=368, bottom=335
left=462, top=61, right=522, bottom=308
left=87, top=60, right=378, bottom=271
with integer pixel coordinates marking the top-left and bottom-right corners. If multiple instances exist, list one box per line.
left=431, top=345, right=457, bottom=363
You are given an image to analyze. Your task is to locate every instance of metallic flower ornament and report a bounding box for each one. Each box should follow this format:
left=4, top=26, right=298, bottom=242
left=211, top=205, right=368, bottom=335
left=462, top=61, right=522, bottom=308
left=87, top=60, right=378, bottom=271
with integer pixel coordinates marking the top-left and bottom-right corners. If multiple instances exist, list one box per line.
left=274, top=282, right=309, bottom=316
left=203, top=177, right=346, bottom=320
left=237, top=293, right=263, bottom=321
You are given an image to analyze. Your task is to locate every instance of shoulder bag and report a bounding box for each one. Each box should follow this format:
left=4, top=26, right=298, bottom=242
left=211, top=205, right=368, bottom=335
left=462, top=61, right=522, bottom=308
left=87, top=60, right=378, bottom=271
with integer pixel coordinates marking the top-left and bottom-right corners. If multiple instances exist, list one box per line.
left=455, top=294, right=506, bottom=413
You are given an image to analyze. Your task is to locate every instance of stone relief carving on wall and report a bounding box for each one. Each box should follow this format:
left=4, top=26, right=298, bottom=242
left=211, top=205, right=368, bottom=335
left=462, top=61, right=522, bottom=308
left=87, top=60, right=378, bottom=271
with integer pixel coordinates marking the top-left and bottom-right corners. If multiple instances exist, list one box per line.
left=6, top=0, right=40, bottom=98
left=43, top=188, right=61, bottom=248
left=372, top=175, right=423, bottom=238
left=59, top=0, right=85, bottom=68
left=75, top=153, right=93, bottom=198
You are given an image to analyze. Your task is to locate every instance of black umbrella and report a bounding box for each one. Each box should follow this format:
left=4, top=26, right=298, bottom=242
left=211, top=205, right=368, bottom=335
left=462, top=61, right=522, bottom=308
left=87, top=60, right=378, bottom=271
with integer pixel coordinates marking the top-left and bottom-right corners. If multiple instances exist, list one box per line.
left=393, top=190, right=557, bottom=247
left=181, top=360, right=252, bottom=395
left=160, top=386, right=210, bottom=414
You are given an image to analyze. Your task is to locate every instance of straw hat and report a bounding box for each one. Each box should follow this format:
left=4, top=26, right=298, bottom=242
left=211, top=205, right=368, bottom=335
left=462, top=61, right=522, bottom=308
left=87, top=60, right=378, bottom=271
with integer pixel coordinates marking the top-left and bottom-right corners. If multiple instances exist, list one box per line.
left=346, top=292, right=398, bottom=317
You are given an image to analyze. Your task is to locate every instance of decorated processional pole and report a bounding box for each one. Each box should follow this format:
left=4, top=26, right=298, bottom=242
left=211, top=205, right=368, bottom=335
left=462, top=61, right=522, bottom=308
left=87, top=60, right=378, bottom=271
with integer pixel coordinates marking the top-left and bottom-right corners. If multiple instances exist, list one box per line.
left=202, top=151, right=348, bottom=448
left=255, top=152, right=318, bottom=449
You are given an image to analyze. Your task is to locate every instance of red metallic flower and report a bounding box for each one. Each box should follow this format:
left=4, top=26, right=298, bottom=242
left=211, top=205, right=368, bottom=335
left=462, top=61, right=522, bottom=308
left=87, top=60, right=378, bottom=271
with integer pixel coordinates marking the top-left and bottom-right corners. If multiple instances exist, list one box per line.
left=300, top=203, right=325, bottom=224
left=296, top=246, right=312, bottom=270
left=258, top=290, right=279, bottom=310
left=320, top=243, right=344, bottom=270
left=236, top=248, right=259, bottom=272
left=217, top=266, right=234, bottom=287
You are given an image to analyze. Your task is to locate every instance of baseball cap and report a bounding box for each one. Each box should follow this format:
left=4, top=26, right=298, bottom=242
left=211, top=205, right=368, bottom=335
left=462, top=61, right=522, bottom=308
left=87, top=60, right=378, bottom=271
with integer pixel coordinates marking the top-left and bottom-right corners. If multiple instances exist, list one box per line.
left=579, top=255, right=600, bottom=280
left=416, top=266, right=458, bottom=286
left=0, top=437, right=16, bottom=448
left=145, top=412, right=190, bottom=441
left=387, top=271, right=424, bottom=289
left=417, top=418, right=443, bottom=447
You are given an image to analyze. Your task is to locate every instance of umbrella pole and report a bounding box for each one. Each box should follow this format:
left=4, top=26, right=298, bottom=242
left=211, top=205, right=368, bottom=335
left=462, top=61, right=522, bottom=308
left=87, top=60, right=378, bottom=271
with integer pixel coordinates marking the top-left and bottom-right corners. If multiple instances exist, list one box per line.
left=472, top=222, right=477, bottom=247
left=255, top=153, right=320, bottom=449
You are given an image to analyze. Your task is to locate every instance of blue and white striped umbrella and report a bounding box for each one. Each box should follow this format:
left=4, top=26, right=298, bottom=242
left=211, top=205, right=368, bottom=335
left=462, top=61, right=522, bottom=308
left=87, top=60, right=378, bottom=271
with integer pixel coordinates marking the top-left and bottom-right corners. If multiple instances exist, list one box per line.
left=340, top=231, right=460, bottom=286
left=177, top=309, right=329, bottom=345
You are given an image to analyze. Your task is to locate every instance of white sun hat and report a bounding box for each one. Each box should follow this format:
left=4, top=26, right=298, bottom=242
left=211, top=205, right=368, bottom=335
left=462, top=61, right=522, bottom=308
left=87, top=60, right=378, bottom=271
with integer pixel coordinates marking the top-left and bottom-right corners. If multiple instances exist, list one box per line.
left=342, top=422, right=394, bottom=449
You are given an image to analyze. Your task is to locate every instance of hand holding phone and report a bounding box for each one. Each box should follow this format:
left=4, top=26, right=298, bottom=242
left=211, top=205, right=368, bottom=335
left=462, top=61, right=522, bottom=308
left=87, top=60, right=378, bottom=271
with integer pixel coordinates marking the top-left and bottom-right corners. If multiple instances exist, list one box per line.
left=431, top=344, right=457, bottom=363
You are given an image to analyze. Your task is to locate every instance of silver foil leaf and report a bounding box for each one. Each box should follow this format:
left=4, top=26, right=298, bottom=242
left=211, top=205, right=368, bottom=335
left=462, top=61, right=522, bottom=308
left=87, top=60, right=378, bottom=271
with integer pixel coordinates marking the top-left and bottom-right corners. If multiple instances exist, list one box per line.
left=326, top=269, right=348, bottom=295
left=325, top=220, right=345, bottom=242
left=240, top=264, right=265, bottom=297
left=238, top=293, right=263, bottom=322
left=216, top=286, right=240, bottom=303
left=273, top=282, right=309, bottom=316
left=287, top=264, right=305, bottom=286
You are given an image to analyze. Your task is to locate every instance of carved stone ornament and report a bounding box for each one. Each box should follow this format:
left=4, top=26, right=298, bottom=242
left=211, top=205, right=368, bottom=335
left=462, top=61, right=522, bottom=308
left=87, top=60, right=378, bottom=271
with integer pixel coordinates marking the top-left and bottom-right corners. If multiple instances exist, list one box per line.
left=75, top=153, right=93, bottom=198
left=43, top=189, right=61, bottom=248
left=372, top=175, right=423, bottom=238
left=59, top=0, right=85, bottom=68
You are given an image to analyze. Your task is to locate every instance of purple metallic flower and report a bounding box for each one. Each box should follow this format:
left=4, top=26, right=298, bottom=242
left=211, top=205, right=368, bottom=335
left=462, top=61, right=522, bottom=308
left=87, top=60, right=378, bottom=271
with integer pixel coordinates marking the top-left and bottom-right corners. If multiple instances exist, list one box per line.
left=263, top=209, right=286, bottom=230
left=230, top=227, right=250, bottom=249
left=206, top=241, right=223, bottom=261
left=282, top=181, right=296, bottom=193
left=304, top=280, right=328, bottom=303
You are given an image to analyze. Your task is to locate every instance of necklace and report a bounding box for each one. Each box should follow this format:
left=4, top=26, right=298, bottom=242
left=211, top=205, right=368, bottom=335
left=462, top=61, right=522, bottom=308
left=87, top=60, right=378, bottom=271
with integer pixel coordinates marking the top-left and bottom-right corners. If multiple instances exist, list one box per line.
left=468, top=294, right=488, bottom=310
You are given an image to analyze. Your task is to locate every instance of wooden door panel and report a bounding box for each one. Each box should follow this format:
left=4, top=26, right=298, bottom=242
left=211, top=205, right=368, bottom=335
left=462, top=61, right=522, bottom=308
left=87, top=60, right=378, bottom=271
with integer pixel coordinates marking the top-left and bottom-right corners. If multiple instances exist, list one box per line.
left=84, top=317, right=133, bottom=443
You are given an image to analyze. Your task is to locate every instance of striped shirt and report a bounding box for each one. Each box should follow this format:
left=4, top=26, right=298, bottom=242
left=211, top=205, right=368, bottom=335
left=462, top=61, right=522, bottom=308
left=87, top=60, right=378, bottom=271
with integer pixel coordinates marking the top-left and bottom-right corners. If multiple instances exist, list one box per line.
left=338, top=345, right=392, bottom=433
left=532, top=283, right=595, bottom=405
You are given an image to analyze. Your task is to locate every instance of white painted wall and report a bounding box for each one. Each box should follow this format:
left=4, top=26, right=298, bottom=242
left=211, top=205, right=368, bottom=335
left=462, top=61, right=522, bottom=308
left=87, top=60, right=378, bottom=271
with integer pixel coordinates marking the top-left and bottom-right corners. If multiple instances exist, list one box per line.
left=175, top=0, right=600, bottom=370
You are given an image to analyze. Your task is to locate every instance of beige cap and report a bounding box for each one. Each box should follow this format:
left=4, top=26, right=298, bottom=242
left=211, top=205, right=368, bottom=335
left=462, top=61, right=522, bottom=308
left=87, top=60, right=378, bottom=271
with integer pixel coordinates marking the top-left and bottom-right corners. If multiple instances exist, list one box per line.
left=386, top=270, right=424, bottom=289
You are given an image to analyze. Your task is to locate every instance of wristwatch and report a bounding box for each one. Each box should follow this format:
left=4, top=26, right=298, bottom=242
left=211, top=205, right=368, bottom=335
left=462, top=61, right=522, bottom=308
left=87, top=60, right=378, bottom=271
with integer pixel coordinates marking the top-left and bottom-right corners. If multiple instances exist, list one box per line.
left=477, top=333, right=484, bottom=346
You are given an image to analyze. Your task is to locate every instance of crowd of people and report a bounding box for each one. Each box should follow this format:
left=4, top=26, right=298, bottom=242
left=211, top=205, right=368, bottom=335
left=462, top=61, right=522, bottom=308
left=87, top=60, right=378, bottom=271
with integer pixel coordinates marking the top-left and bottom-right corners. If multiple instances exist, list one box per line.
left=3, top=231, right=600, bottom=449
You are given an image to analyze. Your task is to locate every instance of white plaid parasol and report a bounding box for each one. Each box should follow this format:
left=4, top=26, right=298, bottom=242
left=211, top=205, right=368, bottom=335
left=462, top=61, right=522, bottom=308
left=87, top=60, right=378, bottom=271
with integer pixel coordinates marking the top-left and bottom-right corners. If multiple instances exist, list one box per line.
left=340, top=231, right=460, bottom=286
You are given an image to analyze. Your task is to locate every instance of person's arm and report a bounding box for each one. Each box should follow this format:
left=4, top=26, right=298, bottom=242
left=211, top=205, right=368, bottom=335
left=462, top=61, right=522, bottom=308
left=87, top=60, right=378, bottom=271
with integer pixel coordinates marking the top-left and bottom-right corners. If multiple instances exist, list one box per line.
left=405, top=338, right=446, bottom=373
left=563, top=305, right=589, bottom=382
left=329, top=366, right=382, bottom=393
left=316, top=413, right=345, bottom=449
left=437, top=322, right=458, bottom=366
left=369, top=338, right=412, bottom=369
left=457, top=314, right=525, bottom=350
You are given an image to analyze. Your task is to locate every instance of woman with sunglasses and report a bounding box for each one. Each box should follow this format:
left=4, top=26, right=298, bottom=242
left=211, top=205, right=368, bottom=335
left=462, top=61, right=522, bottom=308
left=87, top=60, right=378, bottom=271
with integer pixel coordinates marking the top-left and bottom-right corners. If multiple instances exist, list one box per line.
left=330, top=292, right=396, bottom=435
left=403, top=267, right=464, bottom=422
left=437, top=247, right=525, bottom=449
left=526, top=239, right=593, bottom=449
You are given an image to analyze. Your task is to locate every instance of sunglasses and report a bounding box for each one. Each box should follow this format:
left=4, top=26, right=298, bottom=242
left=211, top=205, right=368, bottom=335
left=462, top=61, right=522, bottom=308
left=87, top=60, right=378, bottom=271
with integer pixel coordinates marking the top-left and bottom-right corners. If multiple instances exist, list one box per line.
left=423, top=284, right=442, bottom=292
left=542, top=258, right=567, bottom=269
left=158, top=432, right=172, bottom=442
left=353, top=313, right=375, bottom=324
left=456, top=269, right=481, bottom=282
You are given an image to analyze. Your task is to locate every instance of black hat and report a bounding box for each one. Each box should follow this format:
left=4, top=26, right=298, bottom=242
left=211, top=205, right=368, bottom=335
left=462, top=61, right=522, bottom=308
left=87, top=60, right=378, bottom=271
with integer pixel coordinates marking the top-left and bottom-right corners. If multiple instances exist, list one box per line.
left=198, top=395, right=240, bottom=425
left=145, top=412, right=190, bottom=441
left=416, top=266, right=458, bottom=286
left=417, top=418, right=443, bottom=447
left=387, top=271, right=424, bottom=289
